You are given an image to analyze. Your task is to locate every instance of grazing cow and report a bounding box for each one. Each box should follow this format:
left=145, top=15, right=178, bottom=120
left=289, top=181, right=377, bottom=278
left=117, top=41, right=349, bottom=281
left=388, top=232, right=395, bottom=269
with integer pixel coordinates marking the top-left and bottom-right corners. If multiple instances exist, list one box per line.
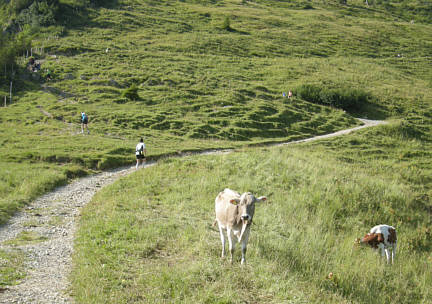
left=214, top=188, right=267, bottom=264
left=357, top=224, right=397, bottom=264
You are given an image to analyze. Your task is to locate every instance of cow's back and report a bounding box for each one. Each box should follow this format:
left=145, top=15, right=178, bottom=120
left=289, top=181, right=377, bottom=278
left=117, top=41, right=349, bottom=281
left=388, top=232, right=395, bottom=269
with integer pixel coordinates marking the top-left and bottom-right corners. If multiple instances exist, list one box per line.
left=370, top=225, right=397, bottom=246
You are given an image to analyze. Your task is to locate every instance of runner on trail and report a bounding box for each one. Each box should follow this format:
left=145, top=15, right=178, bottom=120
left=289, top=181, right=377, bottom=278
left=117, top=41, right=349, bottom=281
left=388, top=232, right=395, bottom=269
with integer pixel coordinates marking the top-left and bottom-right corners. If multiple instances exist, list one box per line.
left=135, top=138, right=146, bottom=169
left=81, top=112, right=89, bottom=134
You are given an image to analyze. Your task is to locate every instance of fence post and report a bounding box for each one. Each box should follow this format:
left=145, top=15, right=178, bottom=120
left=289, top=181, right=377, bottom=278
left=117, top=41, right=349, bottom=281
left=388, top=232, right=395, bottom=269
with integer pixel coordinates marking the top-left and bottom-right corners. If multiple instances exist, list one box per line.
left=10, top=81, right=12, bottom=105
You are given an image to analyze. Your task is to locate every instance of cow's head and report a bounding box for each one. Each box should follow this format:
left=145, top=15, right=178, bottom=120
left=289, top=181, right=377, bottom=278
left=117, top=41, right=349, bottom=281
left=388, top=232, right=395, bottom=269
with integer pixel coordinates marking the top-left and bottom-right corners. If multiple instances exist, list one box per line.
left=359, top=233, right=383, bottom=249
left=230, top=192, right=267, bottom=241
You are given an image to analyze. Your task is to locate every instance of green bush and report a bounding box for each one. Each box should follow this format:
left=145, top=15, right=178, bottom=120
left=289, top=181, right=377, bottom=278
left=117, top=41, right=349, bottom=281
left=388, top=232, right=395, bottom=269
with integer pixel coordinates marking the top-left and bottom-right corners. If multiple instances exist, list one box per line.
left=122, top=84, right=139, bottom=101
left=9, top=0, right=34, bottom=13
left=222, top=16, right=232, bottom=31
left=0, top=27, right=32, bottom=80
left=81, top=0, right=117, bottom=8
left=16, top=0, right=57, bottom=27
left=296, top=84, right=370, bottom=112
left=296, top=84, right=322, bottom=104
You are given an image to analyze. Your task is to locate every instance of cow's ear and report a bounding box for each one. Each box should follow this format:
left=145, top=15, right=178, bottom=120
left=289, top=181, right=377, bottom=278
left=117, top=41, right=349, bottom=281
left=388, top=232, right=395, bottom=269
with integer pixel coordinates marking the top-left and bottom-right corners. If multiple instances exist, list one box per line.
left=257, top=196, right=267, bottom=203
left=229, top=198, right=240, bottom=205
left=362, top=233, right=377, bottom=243
left=377, top=233, right=384, bottom=242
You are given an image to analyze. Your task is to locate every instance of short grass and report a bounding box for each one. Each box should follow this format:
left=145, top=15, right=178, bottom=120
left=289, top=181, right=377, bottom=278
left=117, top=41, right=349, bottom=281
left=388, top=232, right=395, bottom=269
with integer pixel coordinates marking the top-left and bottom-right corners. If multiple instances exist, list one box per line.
left=0, top=249, right=25, bottom=287
left=2, top=231, right=48, bottom=246
left=71, top=124, right=432, bottom=303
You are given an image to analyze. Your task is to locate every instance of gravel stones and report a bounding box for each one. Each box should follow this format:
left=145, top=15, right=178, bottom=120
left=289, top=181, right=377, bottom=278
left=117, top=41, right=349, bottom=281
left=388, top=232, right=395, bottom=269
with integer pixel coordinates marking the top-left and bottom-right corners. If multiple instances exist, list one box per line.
left=0, top=166, right=135, bottom=304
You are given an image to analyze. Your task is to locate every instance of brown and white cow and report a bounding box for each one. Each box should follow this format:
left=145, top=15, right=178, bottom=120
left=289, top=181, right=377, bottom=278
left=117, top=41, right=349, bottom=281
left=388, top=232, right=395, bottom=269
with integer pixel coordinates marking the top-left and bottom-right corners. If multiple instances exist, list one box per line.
left=357, top=224, right=397, bottom=264
left=215, top=188, right=267, bottom=264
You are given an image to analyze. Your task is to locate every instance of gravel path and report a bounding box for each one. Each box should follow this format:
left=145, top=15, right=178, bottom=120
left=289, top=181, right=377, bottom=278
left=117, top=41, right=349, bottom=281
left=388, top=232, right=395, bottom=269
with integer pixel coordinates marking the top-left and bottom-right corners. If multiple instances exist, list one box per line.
left=0, top=119, right=385, bottom=304
left=275, top=118, right=385, bottom=146
left=0, top=166, right=137, bottom=304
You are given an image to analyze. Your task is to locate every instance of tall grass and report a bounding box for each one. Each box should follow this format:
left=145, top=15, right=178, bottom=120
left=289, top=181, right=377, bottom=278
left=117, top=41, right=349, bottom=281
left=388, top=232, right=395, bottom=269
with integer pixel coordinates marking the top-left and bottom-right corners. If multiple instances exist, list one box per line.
left=72, top=127, right=432, bottom=303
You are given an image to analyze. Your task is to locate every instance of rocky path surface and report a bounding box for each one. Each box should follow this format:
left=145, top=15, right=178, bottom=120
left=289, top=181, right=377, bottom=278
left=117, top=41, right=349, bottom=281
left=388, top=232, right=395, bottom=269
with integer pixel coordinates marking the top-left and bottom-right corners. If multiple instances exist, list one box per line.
left=0, top=166, right=137, bottom=304
left=0, top=119, right=385, bottom=304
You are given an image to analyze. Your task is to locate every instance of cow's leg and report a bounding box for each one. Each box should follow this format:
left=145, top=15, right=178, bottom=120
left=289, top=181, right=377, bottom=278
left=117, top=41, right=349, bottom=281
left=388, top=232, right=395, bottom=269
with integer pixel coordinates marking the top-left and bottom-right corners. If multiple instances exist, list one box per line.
left=391, top=243, right=397, bottom=264
left=384, top=248, right=390, bottom=264
left=378, top=244, right=389, bottom=263
left=217, top=223, right=225, bottom=258
left=227, top=228, right=235, bottom=263
left=240, top=231, right=250, bottom=265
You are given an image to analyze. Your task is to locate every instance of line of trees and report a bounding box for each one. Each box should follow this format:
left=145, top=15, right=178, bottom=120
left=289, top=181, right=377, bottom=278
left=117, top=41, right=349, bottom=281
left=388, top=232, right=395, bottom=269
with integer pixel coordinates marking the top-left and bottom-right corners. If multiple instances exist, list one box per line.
left=0, top=28, right=33, bottom=80
left=0, top=0, right=59, bottom=91
left=0, top=0, right=115, bottom=82
left=1, top=0, right=55, bottom=72
left=4, top=0, right=59, bottom=32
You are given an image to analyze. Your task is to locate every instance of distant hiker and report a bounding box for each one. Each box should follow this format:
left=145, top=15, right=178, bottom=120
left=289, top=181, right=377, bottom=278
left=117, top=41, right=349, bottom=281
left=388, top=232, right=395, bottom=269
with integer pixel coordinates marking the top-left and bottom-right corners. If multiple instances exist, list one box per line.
left=282, top=92, right=287, bottom=97
left=288, top=90, right=293, bottom=98
left=81, top=112, right=89, bottom=134
left=46, top=69, right=52, bottom=81
left=135, top=138, right=146, bottom=169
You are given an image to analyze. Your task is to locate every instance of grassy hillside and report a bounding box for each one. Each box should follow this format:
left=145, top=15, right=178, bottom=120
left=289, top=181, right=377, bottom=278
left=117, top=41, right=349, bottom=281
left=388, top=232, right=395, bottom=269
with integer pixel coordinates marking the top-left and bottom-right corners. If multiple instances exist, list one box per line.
left=71, top=124, right=432, bottom=303
left=1, top=0, right=431, bottom=301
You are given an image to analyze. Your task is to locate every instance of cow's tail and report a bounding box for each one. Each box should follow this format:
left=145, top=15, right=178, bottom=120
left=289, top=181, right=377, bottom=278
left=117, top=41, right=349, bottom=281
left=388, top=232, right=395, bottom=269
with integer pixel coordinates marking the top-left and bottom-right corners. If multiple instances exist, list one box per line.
left=212, top=219, right=218, bottom=227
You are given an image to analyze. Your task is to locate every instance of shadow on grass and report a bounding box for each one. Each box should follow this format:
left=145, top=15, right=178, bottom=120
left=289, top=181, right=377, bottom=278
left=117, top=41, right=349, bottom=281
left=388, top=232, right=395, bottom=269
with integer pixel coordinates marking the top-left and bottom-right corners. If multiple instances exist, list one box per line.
left=57, top=0, right=120, bottom=33
left=224, top=27, right=250, bottom=35
left=348, top=101, right=389, bottom=120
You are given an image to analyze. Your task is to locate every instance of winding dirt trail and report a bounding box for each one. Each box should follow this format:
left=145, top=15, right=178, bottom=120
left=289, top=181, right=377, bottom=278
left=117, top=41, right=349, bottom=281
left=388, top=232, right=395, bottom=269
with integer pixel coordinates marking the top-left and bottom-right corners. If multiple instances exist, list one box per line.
left=0, top=119, right=386, bottom=304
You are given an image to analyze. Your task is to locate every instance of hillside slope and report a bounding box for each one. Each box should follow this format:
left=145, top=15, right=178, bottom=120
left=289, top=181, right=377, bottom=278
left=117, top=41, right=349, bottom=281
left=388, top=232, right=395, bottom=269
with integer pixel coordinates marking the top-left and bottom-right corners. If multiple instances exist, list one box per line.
left=0, top=0, right=431, bottom=228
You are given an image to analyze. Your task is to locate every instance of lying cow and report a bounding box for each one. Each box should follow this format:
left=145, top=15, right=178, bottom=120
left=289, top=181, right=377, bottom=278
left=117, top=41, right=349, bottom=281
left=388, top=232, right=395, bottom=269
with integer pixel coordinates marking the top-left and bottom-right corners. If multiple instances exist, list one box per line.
left=356, top=224, right=397, bottom=264
left=214, top=188, right=267, bottom=264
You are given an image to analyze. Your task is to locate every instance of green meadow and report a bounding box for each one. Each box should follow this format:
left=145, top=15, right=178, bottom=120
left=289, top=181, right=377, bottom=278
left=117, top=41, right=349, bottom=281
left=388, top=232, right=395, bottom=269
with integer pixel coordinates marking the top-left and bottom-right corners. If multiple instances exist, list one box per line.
left=72, top=131, right=432, bottom=303
left=1, top=0, right=431, bottom=302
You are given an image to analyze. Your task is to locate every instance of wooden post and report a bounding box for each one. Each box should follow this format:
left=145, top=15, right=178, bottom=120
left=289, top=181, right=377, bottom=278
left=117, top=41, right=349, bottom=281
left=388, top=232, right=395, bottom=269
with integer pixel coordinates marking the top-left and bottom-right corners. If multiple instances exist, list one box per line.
left=4, top=96, right=6, bottom=107
left=10, top=81, right=12, bottom=105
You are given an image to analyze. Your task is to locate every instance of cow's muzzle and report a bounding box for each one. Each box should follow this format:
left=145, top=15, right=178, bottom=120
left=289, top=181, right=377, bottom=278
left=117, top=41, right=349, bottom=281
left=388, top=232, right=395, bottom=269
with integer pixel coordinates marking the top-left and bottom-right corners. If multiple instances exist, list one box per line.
left=241, top=214, right=251, bottom=221
left=239, top=215, right=252, bottom=242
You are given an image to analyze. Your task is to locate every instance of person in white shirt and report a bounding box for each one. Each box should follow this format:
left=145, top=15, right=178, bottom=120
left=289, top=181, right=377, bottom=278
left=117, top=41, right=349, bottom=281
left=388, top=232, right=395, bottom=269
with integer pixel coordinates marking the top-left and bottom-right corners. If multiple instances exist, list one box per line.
left=135, top=138, right=146, bottom=169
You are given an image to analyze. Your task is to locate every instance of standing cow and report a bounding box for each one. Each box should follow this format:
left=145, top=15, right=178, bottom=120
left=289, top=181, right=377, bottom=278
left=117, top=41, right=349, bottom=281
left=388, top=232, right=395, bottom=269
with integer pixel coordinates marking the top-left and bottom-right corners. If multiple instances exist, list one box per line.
left=357, top=224, right=397, bottom=264
left=214, top=188, right=267, bottom=264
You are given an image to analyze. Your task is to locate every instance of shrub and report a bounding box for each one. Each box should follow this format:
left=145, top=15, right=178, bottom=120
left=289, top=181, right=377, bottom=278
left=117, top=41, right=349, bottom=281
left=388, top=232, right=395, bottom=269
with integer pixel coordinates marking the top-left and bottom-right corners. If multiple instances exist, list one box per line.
left=296, top=84, right=370, bottom=112
left=0, top=27, right=32, bottom=80
left=9, top=0, right=34, bottom=13
left=16, top=0, right=58, bottom=27
left=296, top=84, right=322, bottom=104
left=122, top=84, right=139, bottom=101
left=222, top=16, right=232, bottom=31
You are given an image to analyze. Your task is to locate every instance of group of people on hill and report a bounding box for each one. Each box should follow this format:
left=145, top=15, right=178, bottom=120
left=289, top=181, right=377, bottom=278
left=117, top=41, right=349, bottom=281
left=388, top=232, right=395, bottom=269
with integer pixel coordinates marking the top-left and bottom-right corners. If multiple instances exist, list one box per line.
left=79, top=111, right=147, bottom=169
left=27, top=57, right=52, bottom=81
left=283, top=90, right=293, bottom=99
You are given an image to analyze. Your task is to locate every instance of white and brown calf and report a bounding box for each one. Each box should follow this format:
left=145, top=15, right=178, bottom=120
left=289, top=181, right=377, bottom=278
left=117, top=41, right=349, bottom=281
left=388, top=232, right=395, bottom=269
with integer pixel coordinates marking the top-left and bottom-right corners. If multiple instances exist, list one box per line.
left=358, top=224, right=397, bottom=264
